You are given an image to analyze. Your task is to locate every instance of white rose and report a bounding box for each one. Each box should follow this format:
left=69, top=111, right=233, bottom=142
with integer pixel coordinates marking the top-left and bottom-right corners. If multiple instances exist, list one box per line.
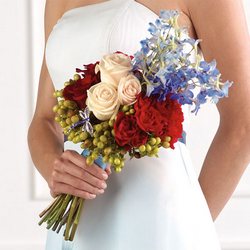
left=86, top=82, right=120, bottom=121
left=118, top=74, right=141, bottom=105
left=95, top=53, right=133, bottom=87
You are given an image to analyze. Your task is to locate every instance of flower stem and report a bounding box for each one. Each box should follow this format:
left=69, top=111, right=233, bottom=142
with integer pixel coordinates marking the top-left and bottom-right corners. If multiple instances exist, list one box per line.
left=38, top=196, right=64, bottom=226
left=64, top=196, right=79, bottom=240
left=69, top=198, right=84, bottom=241
left=39, top=195, right=61, bottom=218
left=46, top=194, right=72, bottom=229
left=56, top=209, right=70, bottom=234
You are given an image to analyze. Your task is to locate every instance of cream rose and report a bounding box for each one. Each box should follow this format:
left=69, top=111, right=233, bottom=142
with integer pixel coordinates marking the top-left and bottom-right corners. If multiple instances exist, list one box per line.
left=118, top=74, right=142, bottom=105
left=95, top=53, right=133, bottom=87
left=86, top=82, right=120, bottom=121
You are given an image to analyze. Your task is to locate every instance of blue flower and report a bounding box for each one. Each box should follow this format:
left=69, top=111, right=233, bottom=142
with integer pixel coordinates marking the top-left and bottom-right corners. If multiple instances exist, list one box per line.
left=159, top=10, right=179, bottom=20
left=132, top=9, right=233, bottom=114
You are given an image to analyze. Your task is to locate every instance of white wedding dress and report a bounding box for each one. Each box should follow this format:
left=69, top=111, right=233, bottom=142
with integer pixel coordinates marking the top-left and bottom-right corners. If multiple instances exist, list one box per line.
left=45, top=0, right=222, bottom=249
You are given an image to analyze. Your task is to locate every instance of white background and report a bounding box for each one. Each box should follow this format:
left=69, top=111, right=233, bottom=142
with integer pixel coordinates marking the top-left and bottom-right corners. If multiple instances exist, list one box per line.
left=0, top=0, right=249, bottom=249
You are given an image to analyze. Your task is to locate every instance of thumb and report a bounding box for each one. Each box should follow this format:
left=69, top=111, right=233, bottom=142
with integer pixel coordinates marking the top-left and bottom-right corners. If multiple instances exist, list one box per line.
left=105, top=164, right=112, bottom=175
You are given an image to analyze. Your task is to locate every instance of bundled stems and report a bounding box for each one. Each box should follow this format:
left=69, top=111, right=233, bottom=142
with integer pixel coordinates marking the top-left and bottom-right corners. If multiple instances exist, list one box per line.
left=38, top=194, right=85, bottom=241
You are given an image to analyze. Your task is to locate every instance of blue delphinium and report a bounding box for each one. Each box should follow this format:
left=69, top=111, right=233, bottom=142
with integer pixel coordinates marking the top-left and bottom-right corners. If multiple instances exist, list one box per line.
left=132, top=10, right=233, bottom=114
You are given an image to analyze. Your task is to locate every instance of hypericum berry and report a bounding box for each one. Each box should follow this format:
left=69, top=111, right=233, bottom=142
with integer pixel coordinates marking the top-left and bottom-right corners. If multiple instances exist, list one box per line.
left=104, top=131, right=111, bottom=137
left=93, top=138, right=99, bottom=146
left=72, top=136, right=79, bottom=144
left=73, top=74, right=80, bottom=81
left=156, top=137, right=161, bottom=145
left=108, top=157, right=114, bottom=164
left=100, top=135, right=107, bottom=143
left=114, top=158, right=121, bottom=165
left=91, top=152, right=99, bottom=160
left=55, top=116, right=61, bottom=122
left=97, top=141, right=104, bottom=149
left=52, top=105, right=59, bottom=113
left=108, top=119, right=115, bottom=127
left=58, top=100, right=64, bottom=107
left=149, top=138, right=157, bottom=146
left=164, top=136, right=171, bottom=142
left=93, top=131, right=99, bottom=138
left=66, top=118, right=72, bottom=125
left=122, top=105, right=129, bottom=112
left=146, top=144, right=152, bottom=152
left=129, top=108, right=135, bottom=114
left=163, top=142, right=170, bottom=148
left=103, top=155, right=109, bottom=163
left=86, top=156, right=94, bottom=166
left=115, top=167, right=122, bottom=172
left=60, top=121, right=67, bottom=128
left=102, top=121, right=109, bottom=130
left=80, top=131, right=89, bottom=140
left=152, top=147, right=159, bottom=154
left=104, top=147, right=112, bottom=155
left=71, top=115, right=79, bottom=123
left=57, top=108, right=66, bottom=115
left=64, top=81, right=70, bottom=87
left=95, top=124, right=103, bottom=132
left=139, top=145, right=146, bottom=153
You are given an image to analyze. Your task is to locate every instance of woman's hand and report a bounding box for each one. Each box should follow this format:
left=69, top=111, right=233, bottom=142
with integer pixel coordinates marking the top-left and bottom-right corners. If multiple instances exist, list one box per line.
left=48, top=149, right=112, bottom=199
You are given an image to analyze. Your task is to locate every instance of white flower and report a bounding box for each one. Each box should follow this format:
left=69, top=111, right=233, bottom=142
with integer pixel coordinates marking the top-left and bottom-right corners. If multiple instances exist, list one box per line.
left=95, top=53, right=133, bottom=87
left=86, top=82, right=119, bottom=121
left=118, top=74, right=141, bottom=105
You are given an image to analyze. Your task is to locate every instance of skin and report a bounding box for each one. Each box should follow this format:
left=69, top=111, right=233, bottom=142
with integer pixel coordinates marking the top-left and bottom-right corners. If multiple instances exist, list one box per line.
left=28, top=0, right=250, bottom=220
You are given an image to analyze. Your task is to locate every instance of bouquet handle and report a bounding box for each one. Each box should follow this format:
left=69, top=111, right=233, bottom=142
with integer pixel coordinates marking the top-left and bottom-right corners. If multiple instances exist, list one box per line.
left=81, top=149, right=108, bottom=170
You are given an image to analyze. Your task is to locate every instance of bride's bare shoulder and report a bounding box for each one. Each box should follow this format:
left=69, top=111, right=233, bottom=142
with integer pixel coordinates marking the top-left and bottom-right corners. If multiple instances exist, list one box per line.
left=44, top=0, right=68, bottom=43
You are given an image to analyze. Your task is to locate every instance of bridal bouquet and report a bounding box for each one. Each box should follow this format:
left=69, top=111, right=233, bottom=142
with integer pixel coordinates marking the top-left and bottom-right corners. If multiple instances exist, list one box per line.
left=39, top=10, right=232, bottom=241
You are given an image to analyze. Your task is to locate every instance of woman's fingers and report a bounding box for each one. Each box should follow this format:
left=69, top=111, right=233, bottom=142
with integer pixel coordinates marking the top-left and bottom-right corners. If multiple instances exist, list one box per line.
left=105, top=164, right=112, bottom=175
left=54, top=157, right=108, bottom=190
left=50, top=182, right=98, bottom=200
left=61, top=150, right=108, bottom=180
left=53, top=171, right=105, bottom=195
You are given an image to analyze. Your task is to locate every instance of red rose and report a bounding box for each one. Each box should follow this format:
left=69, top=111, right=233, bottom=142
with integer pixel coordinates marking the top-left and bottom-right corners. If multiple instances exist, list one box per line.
left=134, top=94, right=184, bottom=149
left=63, top=62, right=100, bottom=109
left=155, top=94, right=184, bottom=148
left=134, top=94, right=163, bottom=134
left=76, top=62, right=100, bottom=84
left=114, top=112, right=148, bottom=150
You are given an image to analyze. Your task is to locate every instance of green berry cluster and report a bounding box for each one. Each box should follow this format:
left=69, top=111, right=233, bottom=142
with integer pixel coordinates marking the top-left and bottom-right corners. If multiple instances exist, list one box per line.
left=131, top=136, right=172, bottom=158
left=77, top=120, right=126, bottom=172
left=80, top=120, right=125, bottom=173
left=53, top=94, right=79, bottom=137
left=122, top=104, right=135, bottom=115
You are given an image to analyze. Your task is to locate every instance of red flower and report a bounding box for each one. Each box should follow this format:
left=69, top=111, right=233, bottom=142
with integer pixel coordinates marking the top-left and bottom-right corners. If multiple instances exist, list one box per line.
left=62, top=62, right=100, bottom=109
left=134, top=94, right=184, bottom=149
left=114, top=112, right=148, bottom=150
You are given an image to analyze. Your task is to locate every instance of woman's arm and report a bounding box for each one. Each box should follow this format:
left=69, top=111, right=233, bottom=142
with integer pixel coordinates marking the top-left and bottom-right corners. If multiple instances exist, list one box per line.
left=187, top=0, right=250, bottom=220
left=27, top=0, right=110, bottom=199
left=27, top=0, right=67, bottom=182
